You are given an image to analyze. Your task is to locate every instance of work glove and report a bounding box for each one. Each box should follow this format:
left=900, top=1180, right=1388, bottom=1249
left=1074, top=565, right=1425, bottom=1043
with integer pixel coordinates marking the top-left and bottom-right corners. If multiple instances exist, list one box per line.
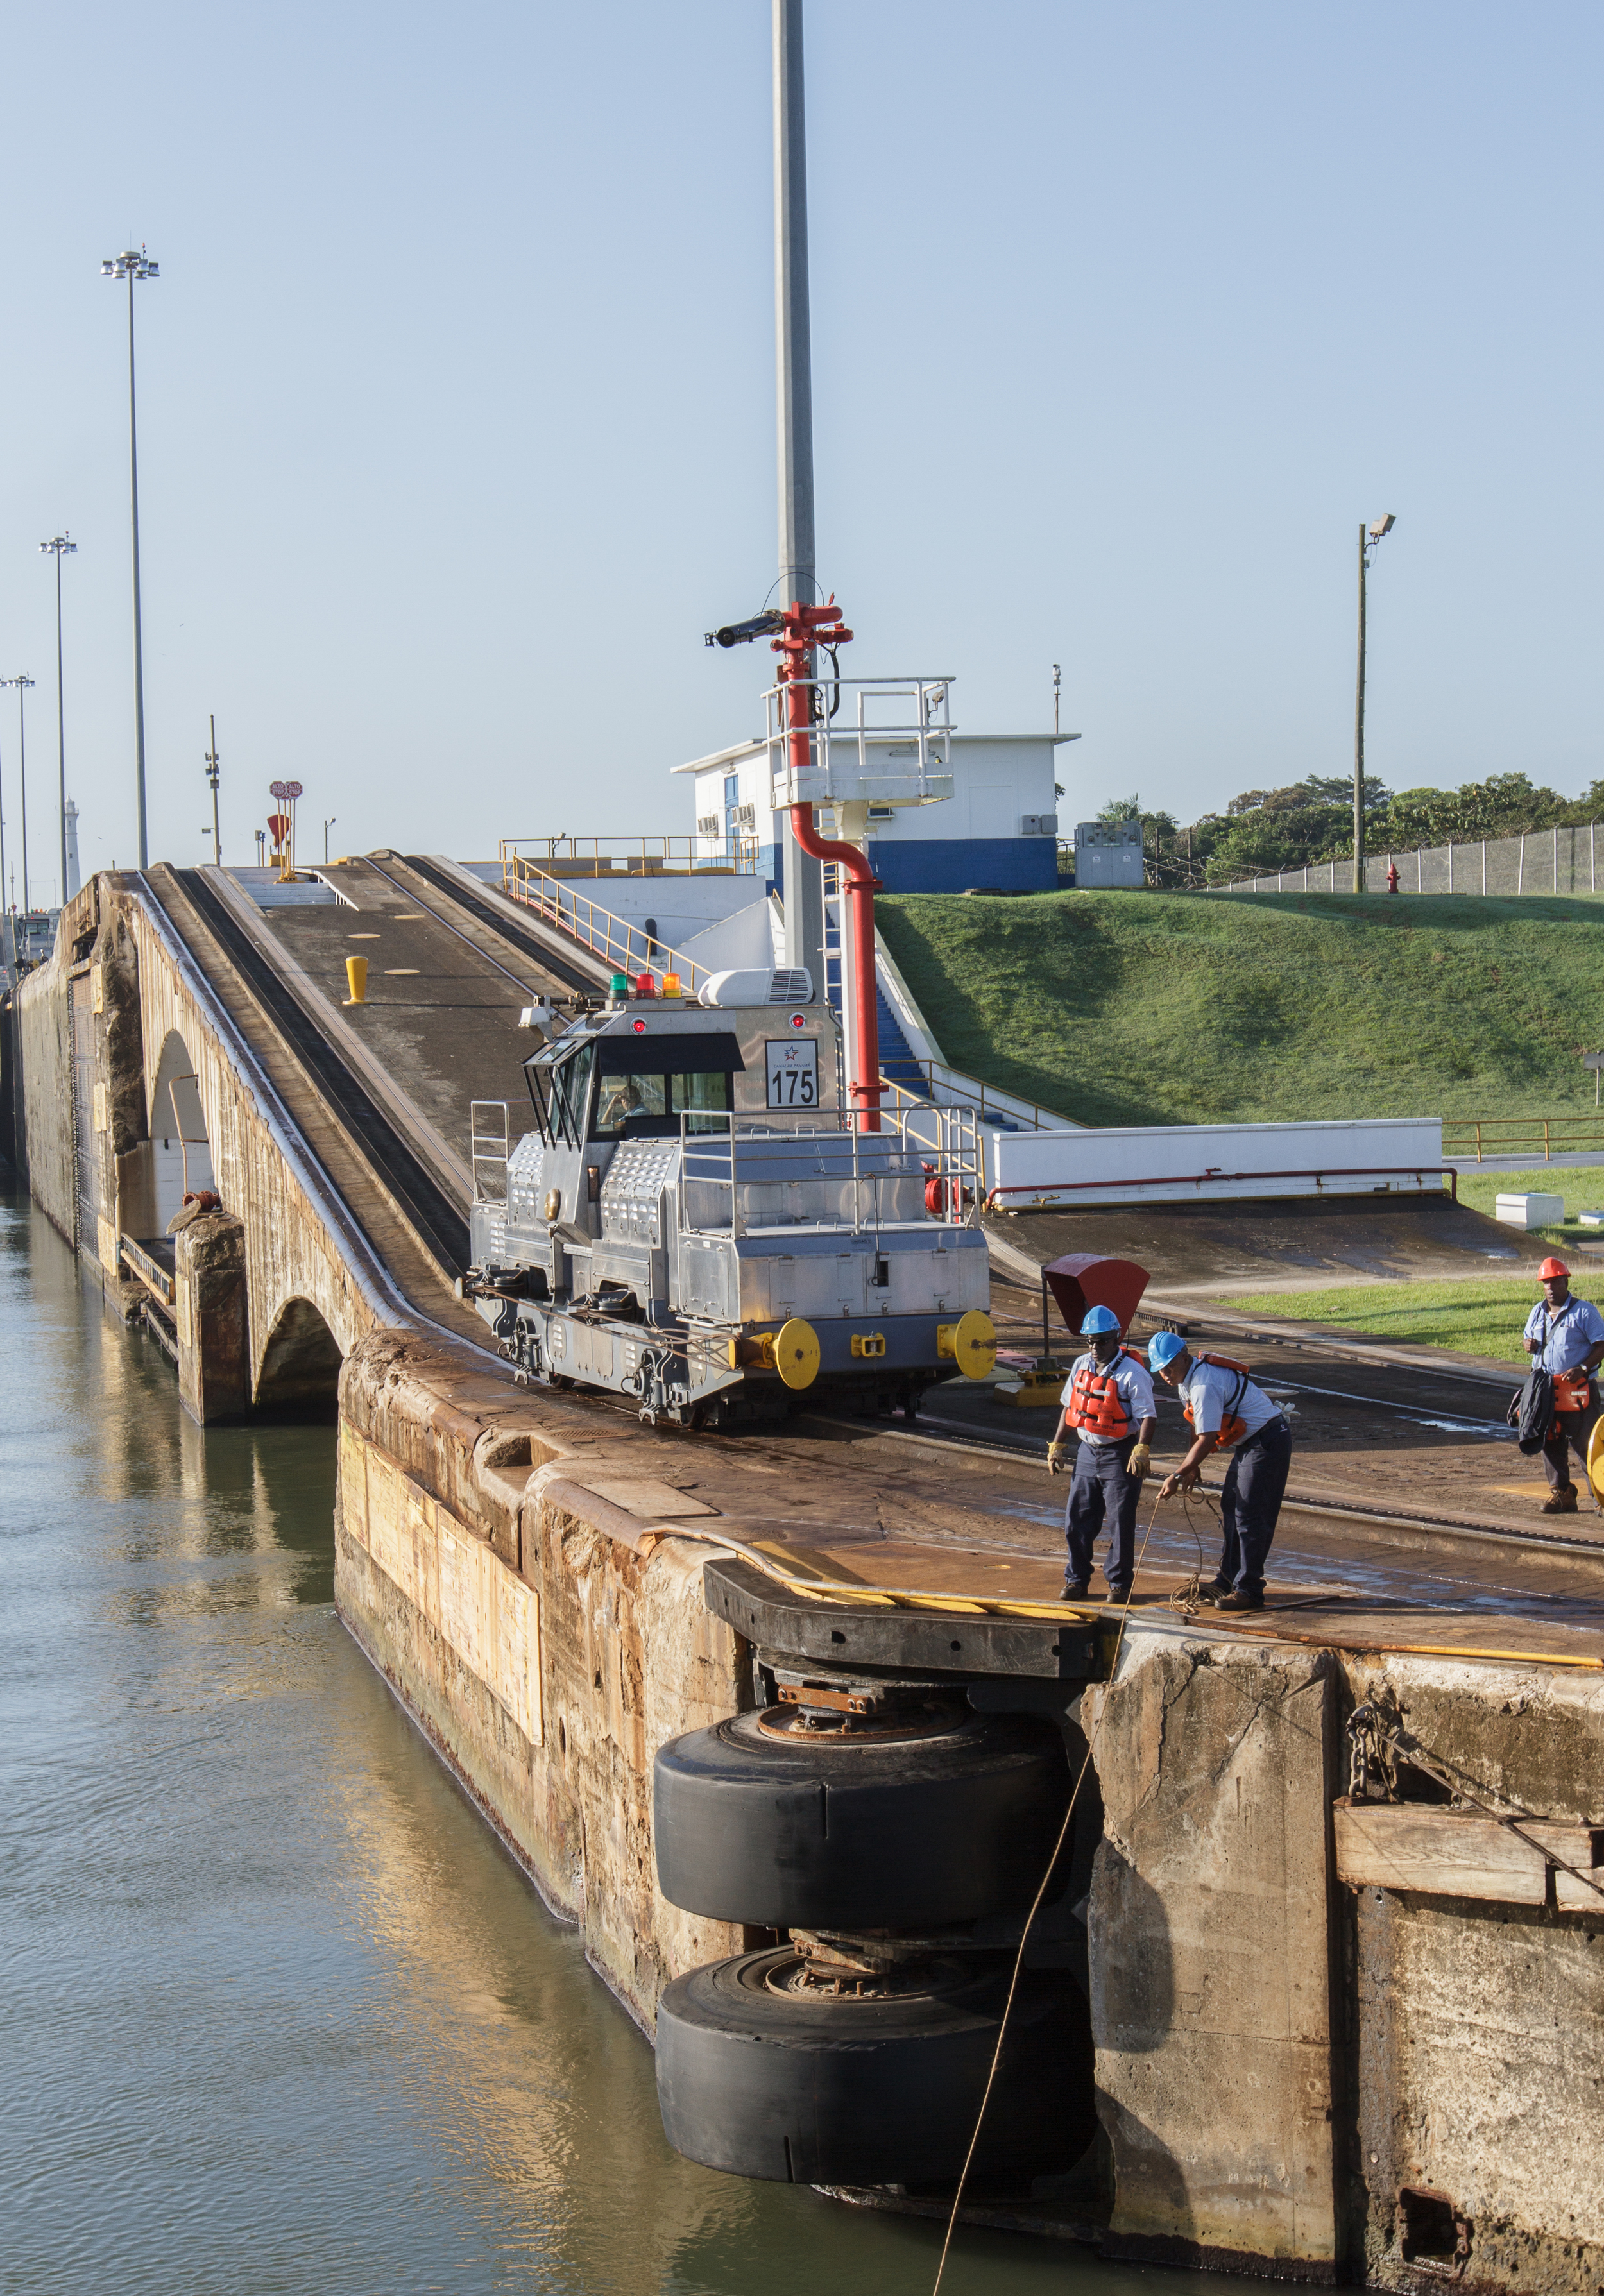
left=1127, top=1442, right=1152, bottom=1481
left=1047, top=1441, right=1067, bottom=1477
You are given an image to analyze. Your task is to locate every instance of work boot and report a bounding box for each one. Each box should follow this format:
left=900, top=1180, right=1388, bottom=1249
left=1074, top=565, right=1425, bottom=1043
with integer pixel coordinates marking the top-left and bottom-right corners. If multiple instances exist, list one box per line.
left=1213, top=1588, right=1265, bottom=1613
left=1061, top=1575, right=1091, bottom=1601
left=1542, top=1487, right=1580, bottom=1515
left=1105, top=1583, right=1134, bottom=1606
left=1196, top=1578, right=1232, bottom=1605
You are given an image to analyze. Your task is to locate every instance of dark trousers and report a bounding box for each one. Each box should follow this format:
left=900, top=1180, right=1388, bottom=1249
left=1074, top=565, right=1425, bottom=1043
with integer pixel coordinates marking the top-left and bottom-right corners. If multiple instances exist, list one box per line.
left=1065, top=1436, right=1139, bottom=1590
left=1543, top=1389, right=1601, bottom=1493
left=1218, top=1416, right=1293, bottom=1599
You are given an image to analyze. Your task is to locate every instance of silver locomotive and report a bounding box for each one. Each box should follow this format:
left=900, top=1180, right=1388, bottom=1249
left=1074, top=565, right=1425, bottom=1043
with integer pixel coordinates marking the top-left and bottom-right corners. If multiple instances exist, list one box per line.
left=461, top=967, right=996, bottom=1427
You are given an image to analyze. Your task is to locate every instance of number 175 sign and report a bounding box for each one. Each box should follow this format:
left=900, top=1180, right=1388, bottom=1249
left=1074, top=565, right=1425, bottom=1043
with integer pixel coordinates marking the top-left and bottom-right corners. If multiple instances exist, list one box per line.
left=765, top=1037, right=818, bottom=1109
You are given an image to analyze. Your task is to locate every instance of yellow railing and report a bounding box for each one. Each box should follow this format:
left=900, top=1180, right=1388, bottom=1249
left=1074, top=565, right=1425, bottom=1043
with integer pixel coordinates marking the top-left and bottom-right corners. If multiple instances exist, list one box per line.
left=1444, top=1116, right=1604, bottom=1164
left=500, top=835, right=760, bottom=878
left=882, top=1057, right=1068, bottom=1134
left=500, top=853, right=712, bottom=994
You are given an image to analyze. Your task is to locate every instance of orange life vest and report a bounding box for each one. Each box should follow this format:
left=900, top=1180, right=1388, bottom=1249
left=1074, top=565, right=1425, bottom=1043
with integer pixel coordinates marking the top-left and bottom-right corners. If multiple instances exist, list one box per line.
left=1182, top=1353, right=1253, bottom=1452
left=1066, top=1350, right=1139, bottom=1438
left=1554, top=1370, right=1593, bottom=1413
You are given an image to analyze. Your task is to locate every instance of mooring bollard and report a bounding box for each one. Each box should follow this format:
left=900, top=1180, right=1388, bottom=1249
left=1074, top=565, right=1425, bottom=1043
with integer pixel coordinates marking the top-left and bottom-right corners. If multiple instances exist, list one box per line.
left=344, top=955, right=368, bottom=1005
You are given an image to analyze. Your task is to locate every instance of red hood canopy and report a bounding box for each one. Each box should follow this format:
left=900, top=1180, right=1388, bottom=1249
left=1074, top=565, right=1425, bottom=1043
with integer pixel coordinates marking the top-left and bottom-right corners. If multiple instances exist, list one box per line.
left=1043, top=1252, right=1150, bottom=1341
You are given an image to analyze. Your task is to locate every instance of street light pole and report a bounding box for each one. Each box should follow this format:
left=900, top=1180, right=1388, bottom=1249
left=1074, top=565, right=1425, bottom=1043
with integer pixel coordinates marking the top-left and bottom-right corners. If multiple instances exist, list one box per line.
left=101, top=246, right=159, bottom=869
left=39, top=537, right=76, bottom=906
left=324, top=817, right=337, bottom=863
left=2, top=675, right=37, bottom=914
left=205, top=716, right=221, bottom=865
left=1352, top=513, right=1395, bottom=894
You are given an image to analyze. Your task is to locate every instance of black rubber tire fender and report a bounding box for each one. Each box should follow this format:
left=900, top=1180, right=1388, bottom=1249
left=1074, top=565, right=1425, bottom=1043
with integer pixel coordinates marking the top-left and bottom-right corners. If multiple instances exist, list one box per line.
left=655, top=1948, right=1096, bottom=2186
left=653, top=1708, right=1070, bottom=1928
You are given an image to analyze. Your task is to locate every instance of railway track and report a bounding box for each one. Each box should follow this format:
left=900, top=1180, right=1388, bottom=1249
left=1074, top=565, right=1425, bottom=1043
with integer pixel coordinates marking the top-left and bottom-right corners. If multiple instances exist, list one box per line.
left=166, top=868, right=472, bottom=1279
left=801, top=1406, right=1604, bottom=1563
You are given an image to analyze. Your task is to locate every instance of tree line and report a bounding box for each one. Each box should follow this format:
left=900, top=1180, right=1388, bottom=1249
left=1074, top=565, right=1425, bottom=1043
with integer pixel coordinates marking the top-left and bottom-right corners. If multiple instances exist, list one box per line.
left=1078, top=773, right=1604, bottom=889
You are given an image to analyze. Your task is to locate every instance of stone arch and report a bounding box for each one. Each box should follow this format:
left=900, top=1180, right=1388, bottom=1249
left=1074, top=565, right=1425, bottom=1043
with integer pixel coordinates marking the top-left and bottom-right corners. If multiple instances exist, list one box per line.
left=255, top=1296, right=343, bottom=1415
left=148, top=1027, right=214, bottom=1232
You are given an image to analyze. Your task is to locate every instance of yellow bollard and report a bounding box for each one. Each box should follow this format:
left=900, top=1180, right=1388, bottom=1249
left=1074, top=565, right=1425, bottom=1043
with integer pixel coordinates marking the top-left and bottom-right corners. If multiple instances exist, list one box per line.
left=344, top=955, right=368, bottom=1005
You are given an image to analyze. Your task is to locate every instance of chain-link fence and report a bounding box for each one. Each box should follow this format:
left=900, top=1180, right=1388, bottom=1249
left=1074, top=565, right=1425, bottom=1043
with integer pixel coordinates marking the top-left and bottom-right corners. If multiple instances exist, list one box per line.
left=1208, top=822, right=1604, bottom=898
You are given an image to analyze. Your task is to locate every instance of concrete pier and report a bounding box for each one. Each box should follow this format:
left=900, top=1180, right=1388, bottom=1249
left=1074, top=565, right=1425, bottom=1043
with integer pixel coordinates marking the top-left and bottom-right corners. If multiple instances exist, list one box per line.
left=5, top=861, right=1603, bottom=2286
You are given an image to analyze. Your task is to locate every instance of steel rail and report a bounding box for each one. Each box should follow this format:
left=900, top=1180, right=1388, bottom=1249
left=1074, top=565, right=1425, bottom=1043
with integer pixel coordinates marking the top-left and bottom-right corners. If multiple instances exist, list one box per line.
left=799, top=1409, right=1604, bottom=1562
left=173, top=868, right=470, bottom=1277
left=389, top=852, right=602, bottom=994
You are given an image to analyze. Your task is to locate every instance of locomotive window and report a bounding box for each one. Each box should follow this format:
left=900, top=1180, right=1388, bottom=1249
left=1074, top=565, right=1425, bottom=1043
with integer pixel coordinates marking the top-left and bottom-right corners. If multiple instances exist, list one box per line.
left=670, top=1071, right=734, bottom=1135
left=539, top=1042, right=595, bottom=1148
left=594, top=1072, right=668, bottom=1138
left=524, top=1061, right=554, bottom=1143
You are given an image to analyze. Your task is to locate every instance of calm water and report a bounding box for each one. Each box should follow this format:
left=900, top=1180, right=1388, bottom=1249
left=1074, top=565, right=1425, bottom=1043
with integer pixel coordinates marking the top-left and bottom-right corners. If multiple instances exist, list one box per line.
left=1, top=1191, right=1250, bottom=2295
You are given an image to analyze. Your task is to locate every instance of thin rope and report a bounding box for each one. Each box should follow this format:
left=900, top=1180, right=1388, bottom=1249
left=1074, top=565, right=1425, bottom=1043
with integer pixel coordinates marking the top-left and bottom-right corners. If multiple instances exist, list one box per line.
left=928, top=1486, right=1165, bottom=2296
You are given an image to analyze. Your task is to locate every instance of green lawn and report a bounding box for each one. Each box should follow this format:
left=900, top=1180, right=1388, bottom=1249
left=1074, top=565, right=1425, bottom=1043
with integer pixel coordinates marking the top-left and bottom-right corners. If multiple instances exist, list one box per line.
left=877, top=888, right=1604, bottom=1128
left=1455, top=1164, right=1604, bottom=1257
left=1207, top=1276, right=1576, bottom=1363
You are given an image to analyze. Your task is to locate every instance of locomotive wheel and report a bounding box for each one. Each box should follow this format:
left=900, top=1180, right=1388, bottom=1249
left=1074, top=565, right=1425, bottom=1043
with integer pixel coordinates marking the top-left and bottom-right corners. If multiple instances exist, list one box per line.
left=653, top=1708, right=1069, bottom=1928
left=655, top=1948, right=1096, bottom=2186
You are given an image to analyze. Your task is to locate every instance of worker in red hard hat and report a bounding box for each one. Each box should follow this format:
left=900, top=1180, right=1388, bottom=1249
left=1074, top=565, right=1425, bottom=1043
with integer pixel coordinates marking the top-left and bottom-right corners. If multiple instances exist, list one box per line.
left=1523, top=1256, right=1604, bottom=1514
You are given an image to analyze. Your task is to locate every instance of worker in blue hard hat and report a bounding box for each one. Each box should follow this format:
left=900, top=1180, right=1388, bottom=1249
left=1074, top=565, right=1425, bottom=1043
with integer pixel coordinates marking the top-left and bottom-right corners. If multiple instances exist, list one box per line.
left=1048, top=1304, right=1157, bottom=1603
left=1147, top=1331, right=1292, bottom=1612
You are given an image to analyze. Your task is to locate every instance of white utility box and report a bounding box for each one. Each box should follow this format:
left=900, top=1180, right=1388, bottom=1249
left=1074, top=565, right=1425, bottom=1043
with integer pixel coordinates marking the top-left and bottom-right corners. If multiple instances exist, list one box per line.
left=1496, top=1192, right=1564, bottom=1229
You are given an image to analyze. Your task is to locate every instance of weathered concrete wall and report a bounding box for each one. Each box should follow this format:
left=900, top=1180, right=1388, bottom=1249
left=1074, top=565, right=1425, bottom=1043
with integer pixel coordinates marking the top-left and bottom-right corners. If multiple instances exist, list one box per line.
left=335, top=1328, right=749, bottom=2031
left=1088, top=1635, right=1340, bottom=2279
left=118, top=889, right=375, bottom=1392
left=14, top=872, right=383, bottom=1407
left=1344, top=1656, right=1604, bottom=2296
left=13, top=888, right=90, bottom=1243
left=1086, top=1631, right=1604, bottom=2290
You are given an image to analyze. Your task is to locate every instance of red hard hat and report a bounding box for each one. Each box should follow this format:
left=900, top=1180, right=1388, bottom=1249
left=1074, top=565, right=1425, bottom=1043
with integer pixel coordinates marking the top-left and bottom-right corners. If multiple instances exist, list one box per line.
left=1540, top=1257, right=1569, bottom=1280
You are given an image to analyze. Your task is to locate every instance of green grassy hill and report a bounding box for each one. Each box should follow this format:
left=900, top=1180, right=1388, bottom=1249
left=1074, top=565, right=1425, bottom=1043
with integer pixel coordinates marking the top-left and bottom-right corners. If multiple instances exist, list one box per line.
left=876, top=889, right=1604, bottom=1127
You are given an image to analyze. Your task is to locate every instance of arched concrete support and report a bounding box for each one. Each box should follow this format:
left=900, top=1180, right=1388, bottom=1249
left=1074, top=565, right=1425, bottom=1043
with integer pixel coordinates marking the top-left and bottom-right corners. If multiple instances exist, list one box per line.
left=148, top=1026, right=214, bottom=1227
left=120, top=1024, right=217, bottom=1244
left=119, top=887, right=376, bottom=1371
left=255, top=1294, right=343, bottom=1415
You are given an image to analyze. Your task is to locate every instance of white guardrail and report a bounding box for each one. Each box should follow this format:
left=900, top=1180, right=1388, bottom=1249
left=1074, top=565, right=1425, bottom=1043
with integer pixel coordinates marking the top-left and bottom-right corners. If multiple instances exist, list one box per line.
left=986, top=1117, right=1449, bottom=1211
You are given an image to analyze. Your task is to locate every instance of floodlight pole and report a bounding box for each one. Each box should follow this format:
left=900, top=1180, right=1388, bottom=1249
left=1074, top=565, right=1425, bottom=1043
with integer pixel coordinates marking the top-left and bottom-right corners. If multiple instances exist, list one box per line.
left=1353, top=515, right=1394, bottom=896
left=103, top=248, right=158, bottom=870
left=774, top=0, right=825, bottom=1001
left=4, top=677, right=35, bottom=914
left=40, top=539, right=76, bottom=908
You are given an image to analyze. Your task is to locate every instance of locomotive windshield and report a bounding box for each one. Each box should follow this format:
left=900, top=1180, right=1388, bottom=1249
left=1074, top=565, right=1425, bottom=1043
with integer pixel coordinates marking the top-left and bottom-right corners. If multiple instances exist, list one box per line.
left=525, top=1028, right=744, bottom=1146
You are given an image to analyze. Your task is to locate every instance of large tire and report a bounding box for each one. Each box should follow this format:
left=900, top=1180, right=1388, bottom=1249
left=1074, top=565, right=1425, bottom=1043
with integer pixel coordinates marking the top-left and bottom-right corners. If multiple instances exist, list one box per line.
left=654, top=1708, right=1070, bottom=1928
left=656, top=1948, right=1096, bottom=2186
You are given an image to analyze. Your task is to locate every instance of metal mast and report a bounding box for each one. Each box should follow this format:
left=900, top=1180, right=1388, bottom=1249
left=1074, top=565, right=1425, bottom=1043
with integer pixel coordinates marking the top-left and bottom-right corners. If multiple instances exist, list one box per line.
left=774, top=0, right=825, bottom=996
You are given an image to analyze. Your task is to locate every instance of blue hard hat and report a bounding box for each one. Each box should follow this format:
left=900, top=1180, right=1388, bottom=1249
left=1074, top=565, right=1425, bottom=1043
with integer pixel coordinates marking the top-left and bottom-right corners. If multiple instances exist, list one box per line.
left=1080, top=1305, right=1120, bottom=1336
left=1148, top=1330, right=1187, bottom=1370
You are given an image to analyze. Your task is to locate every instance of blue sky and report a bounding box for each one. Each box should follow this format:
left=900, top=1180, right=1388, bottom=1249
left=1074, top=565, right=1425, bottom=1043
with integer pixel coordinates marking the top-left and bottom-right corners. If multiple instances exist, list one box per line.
left=0, top=1, right=1598, bottom=891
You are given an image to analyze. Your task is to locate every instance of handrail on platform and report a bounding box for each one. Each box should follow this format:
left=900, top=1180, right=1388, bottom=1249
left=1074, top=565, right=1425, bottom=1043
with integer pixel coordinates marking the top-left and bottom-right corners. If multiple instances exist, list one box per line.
left=499, top=853, right=712, bottom=993
left=987, top=1164, right=1459, bottom=1210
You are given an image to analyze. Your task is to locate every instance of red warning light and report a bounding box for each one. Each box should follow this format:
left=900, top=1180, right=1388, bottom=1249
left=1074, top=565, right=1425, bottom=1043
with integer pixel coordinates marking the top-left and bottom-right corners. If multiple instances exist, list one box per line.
left=790, top=1012, right=806, bottom=1028
left=632, top=1018, right=647, bottom=1033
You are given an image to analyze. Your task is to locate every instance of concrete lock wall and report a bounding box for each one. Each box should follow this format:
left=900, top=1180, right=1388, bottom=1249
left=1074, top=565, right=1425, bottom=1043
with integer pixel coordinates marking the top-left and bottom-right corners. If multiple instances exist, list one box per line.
left=1087, top=1629, right=1604, bottom=2289
left=334, top=1329, right=748, bottom=2028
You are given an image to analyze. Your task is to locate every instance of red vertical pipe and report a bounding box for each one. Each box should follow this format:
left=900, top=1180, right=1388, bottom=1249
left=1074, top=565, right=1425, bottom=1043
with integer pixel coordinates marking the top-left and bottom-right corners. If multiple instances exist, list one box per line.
left=789, top=799, right=880, bottom=1130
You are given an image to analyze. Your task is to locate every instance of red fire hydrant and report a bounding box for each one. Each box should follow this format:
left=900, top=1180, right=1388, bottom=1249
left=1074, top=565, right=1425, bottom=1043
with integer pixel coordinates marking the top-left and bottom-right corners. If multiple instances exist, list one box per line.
left=1386, top=862, right=1400, bottom=894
